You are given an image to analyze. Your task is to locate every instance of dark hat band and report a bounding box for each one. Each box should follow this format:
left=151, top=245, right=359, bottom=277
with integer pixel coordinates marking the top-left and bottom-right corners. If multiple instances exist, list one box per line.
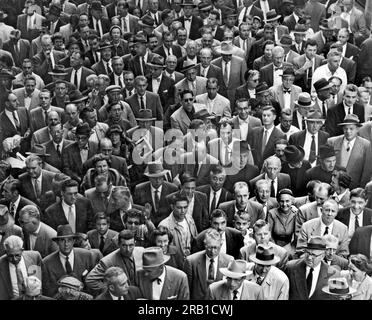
left=299, top=100, right=312, bottom=106
left=256, top=252, right=274, bottom=261
left=330, top=287, right=349, bottom=294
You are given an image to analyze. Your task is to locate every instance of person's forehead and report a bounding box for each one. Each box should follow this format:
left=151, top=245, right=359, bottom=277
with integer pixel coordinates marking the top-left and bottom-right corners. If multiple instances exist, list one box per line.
left=175, top=200, right=188, bottom=207
left=212, top=216, right=226, bottom=223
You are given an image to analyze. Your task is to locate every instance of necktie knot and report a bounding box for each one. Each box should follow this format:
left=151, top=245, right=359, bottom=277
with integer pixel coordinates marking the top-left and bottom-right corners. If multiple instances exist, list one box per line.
left=283, top=89, right=291, bottom=93
left=185, top=18, right=191, bottom=21
left=233, top=289, right=238, bottom=300
left=154, top=278, right=162, bottom=285
left=275, top=67, right=283, bottom=71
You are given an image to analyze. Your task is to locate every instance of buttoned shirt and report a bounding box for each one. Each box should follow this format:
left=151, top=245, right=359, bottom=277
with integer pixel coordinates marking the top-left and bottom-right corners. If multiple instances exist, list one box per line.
left=273, top=65, right=283, bottom=87
left=79, top=144, right=89, bottom=163
left=343, top=102, right=353, bottom=116
left=29, top=223, right=41, bottom=250
left=59, top=250, right=74, bottom=272
left=238, top=116, right=249, bottom=140
left=151, top=184, right=163, bottom=210
left=209, top=187, right=222, bottom=210
left=164, top=70, right=175, bottom=81
left=230, top=285, right=243, bottom=300
left=320, top=221, right=334, bottom=236
left=27, top=14, right=36, bottom=30
left=349, top=210, right=364, bottom=238
left=151, top=74, right=162, bottom=94
left=306, top=263, right=321, bottom=298
left=264, top=174, right=278, bottom=195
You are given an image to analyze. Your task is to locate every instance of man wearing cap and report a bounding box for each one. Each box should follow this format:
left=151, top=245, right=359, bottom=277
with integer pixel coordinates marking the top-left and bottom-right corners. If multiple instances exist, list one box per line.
left=133, top=161, right=178, bottom=226
left=291, top=92, right=313, bottom=131
left=42, top=224, right=94, bottom=297
left=0, top=205, right=23, bottom=257
left=206, top=259, right=262, bottom=300
left=327, top=114, right=372, bottom=189
left=0, top=235, right=42, bottom=300
left=54, top=274, right=93, bottom=300
left=246, top=244, right=289, bottom=299
left=285, top=235, right=339, bottom=300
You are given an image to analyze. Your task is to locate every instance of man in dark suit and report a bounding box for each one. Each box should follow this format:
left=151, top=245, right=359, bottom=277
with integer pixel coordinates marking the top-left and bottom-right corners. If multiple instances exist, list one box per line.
left=18, top=205, right=58, bottom=258
left=176, top=1, right=203, bottom=40
left=248, top=105, right=286, bottom=169
left=125, top=76, right=164, bottom=121
left=0, top=235, right=43, bottom=300
left=184, top=228, right=234, bottom=300
left=337, top=28, right=360, bottom=61
left=18, top=155, right=56, bottom=209
left=196, top=165, right=233, bottom=215
left=42, top=224, right=95, bottom=298
left=46, top=3, right=65, bottom=34
left=153, top=31, right=183, bottom=60
left=91, top=41, right=114, bottom=76
left=2, top=29, right=30, bottom=68
left=66, top=51, right=95, bottom=93
left=325, top=84, right=365, bottom=137
left=196, top=47, right=223, bottom=85
left=349, top=225, right=372, bottom=260
left=282, top=4, right=305, bottom=32
left=95, top=266, right=142, bottom=300
left=133, top=162, right=178, bottom=227
left=192, top=209, right=244, bottom=259
left=284, top=236, right=339, bottom=300
left=218, top=181, right=264, bottom=229
left=336, top=188, right=372, bottom=239
left=43, top=179, right=94, bottom=234
left=88, top=1, right=110, bottom=38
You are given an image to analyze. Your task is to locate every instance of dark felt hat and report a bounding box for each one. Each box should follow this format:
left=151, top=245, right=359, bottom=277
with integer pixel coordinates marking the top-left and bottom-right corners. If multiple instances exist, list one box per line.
left=75, top=122, right=91, bottom=136
left=284, top=145, right=305, bottom=163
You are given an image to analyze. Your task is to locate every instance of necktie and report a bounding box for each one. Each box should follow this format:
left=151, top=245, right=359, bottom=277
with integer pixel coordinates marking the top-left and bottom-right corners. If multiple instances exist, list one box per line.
left=233, top=289, right=238, bottom=300
left=256, top=276, right=264, bottom=285
left=243, top=6, right=249, bottom=21
left=210, top=191, right=217, bottom=214
left=322, top=101, right=327, bottom=117
left=122, top=17, right=127, bottom=32
left=355, top=215, right=360, bottom=230
left=346, top=141, right=351, bottom=152
left=283, top=89, right=291, bottom=94
left=323, top=226, right=329, bottom=235
left=224, top=145, right=230, bottom=165
left=68, top=206, right=76, bottom=233
left=16, top=264, right=25, bottom=296
left=270, top=180, right=275, bottom=197
left=12, top=111, right=20, bottom=130
left=155, top=278, right=161, bottom=285
left=140, top=96, right=145, bottom=109
left=154, top=14, right=158, bottom=25
left=65, top=255, right=73, bottom=274
left=208, top=258, right=215, bottom=281
left=34, top=178, right=41, bottom=199
left=27, top=16, right=32, bottom=30
left=74, top=70, right=79, bottom=89
left=348, top=107, right=351, bottom=115
left=309, top=135, right=316, bottom=163
left=154, top=189, right=160, bottom=212
left=10, top=203, right=15, bottom=218
left=223, top=61, right=229, bottom=87
left=201, top=68, right=205, bottom=77
left=118, top=296, right=123, bottom=300
left=261, top=130, right=268, bottom=155
left=140, top=56, right=145, bottom=75
left=14, top=44, right=19, bottom=57
left=302, top=117, right=306, bottom=131
left=107, top=62, right=113, bottom=75
left=44, top=110, right=48, bottom=125
left=56, top=144, right=61, bottom=157
left=307, top=64, right=313, bottom=88
left=99, top=235, right=105, bottom=252
left=306, top=268, right=313, bottom=297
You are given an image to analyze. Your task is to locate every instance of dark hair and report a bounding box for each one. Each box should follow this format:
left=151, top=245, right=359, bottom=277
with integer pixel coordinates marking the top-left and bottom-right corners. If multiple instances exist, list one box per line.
left=179, top=172, right=196, bottom=185
left=350, top=188, right=367, bottom=201
left=305, top=39, right=318, bottom=49
left=189, top=119, right=205, bottom=130
left=161, top=9, right=172, bottom=20
left=350, top=254, right=372, bottom=273
left=276, top=188, right=294, bottom=202
left=210, top=209, right=227, bottom=221
left=209, top=9, right=220, bottom=20
left=210, top=164, right=225, bottom=175
left=94, top=212, right=110, bottom=224
left=150, top=226, right=173, bottom=245
left=262, top=39, right=275, bottom=51
left=123, top=208, right=145, bottom=224
left=92, top=154, right=111, bottom=167
left=118, top=229, right=135, bottom=242
left=170, top=192, right=189, bottom=206
left=79, top=107, right=95, bottom=121
left=61, top=179, right=79, bottom=191
left=179, top=89, right=194, bottom=99
left=253, top=219, right=269, bottom=233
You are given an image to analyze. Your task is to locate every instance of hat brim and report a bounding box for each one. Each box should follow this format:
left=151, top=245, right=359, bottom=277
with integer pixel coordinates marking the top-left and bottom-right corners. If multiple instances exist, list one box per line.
left=219, top=268, right=253, bottom=279
left=306, top=118, right=325, bottom=123
left=249, top=255, right=281, bottom=266
left=25, top=152, right=51, bottom=157
left=293, top=31, right=307, bottom=35
left=180, top=3, right=197, bottom=6
left=215, top=47, right=234, bottom=55
left=98, top=45, right=114, bottom=50
left=316, top=84, right=332, bottom=91
left=265, top=15, right=281, bottom=22
left=337, top=122, right=362, bottom=127
left=144, top=170, right=167, bottom=177
left=146, top=62, right=166, bottom=68
left=295, top=102, right=313, bottom=108
left=142, top=255, right=171, bottom=268
left=199, top=5, right=212, bottom=11
left=256, top=88, right=269, bottom=95
left=279, top=42, right=292, bottom=47
left=322, top=286, right=357, bottom=296
left=52, top=234, right=78, bottom=241
left=136, top=117, right=157, bottom=121
left=138, top=22, right=155, bottom=28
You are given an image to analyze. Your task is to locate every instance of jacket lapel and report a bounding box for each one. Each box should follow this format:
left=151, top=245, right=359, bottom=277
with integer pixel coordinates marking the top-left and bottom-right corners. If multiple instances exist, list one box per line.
left=197, top=254, right=207, bottom=292
left=294, top=260, right=308, bottom=299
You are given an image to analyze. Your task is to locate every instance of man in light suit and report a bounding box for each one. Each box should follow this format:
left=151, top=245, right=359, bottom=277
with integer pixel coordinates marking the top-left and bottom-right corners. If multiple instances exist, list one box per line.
left=42, top=225, right=95, bottom=298
left=206, top=259, right=262, bottom=300
left=2, top=29, right=30, bottom=68
left=211, top=41, right=247, bottom=109
left=0, top=205, right=24, bottom=257
left=137, top=246, right=189, bottom=300
left=153, top=30, right=183, bottom=60
left=296, top=199, right=349, bottom=258
left=12, top=77, right=41, bottom=111
left=233, top=20, right=256, bottom=60
left=184, top=228, right=234, bottom=300
left=284, top=236, right=339, bottom=300
left=327, top=114, right=372, bottom=189
left=18, top=205, right=58, bottom=258
left=0, top=235, right=42, bottom=300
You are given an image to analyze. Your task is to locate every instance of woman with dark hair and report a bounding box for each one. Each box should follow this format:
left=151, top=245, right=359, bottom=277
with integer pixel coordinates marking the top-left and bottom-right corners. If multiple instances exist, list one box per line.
left=106, top=124, right=131, bottom=159
left=150, top=226, right=184, bottom=269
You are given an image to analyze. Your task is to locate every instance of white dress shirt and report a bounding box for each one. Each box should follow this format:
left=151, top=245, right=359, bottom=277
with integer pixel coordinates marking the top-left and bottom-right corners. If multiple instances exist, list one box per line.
left=273, top=65, right=283, bottom=87
left=205, top=254, right=219, bottom=280
left=264, top=174, right=278, bottom=196
left=209, top=187, right=222, bottom=210
left=151, top=74, right=162, bottom=94
left=184, top=16, right=192, bottom=36
left=320, top=221, right=334, bottom=236
left=262, top=125, right=275, bottom=147
left=9, top=257, right=28, bottom=297
left=29, top=223, right=41, bottom=250
left=220, top=231, right=227, bottom=254
left=70, top=68, right=82, bottom=90
left=59, top=250, right=75, bottom=272
left=220, top=140, right=234, bottom=166
left=151, top=184, right=163, bottom=210
left=239, top=116, right=249, bottom=140
left=200, top=65, right=210, bottom=78
left=115, top=73, right=124, bottom=87
left=27, top=13, right=36, bottom=30
left=312, top=65, right=348, bottom=94
left=93, top=17, right=103, bottom=36
left=230, top=284, right=243, bottom=300
left=343, top=102, right=353, bottom=116
left=62, top=201, right=76, bottom=232
left=79, top=144, right=89, bottom=163
left=152, top=268, right=166, bottom=300
left=138, top=93, right=147, bottom=108
left=348, top=211, right=364, bottom=238
left=306, top=263, right=321, bottom=298
left=303, top=131, right=318, bottom=166
left=248, top=88, right=256, bottom=99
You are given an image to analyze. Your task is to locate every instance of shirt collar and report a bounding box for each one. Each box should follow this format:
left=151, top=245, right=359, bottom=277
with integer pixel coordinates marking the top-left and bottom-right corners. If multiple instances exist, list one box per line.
left=12, top=195, right=21, bottom=207
left=59, top=249, right=74, bottom=260
left=151, top=184, right=163, bottom=194
left=61, top=200, right=75, bottom=211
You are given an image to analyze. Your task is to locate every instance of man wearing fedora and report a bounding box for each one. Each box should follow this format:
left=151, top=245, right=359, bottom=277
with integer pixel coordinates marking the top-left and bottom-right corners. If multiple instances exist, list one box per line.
left=246, top=244, right=289, bottom=299
left=133, top=161, right=178, bottom=226
left=269, top=66, right=302, bottom=111
left=88, top=1, right=110, bottom=37
left=327, top=114, right=372, bottom=189
left=91, top=40, right=114, bottom=76
left=42, top=224, right=94, bottom=298
left=184, top=228, right=234, bottom=300
left=175, top=0, right=203, bottom=40
left=0, top=235, right=43, bottom=300
left=137, top=246, right=189, bottom=299
left=285, top=236, right=339, bottom=300
left=291, top=92, right=313, bottom=130
left=0, top=205, right=23, bottom=257
left=206, top=259, right=262, bottom=300
left=66, top=51, right=95, bottom=93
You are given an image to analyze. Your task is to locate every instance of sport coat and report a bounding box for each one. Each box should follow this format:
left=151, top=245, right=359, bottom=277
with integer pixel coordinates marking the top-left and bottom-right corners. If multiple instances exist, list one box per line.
left=153, top=44, right=183, bottom=60
left=0, top=251, right=42, bottom=300
left=233, top=35, right=255, bottom=59
left=42, top=139, right=74, bottom=172
left=269, top=84, right=302, bottom=111
left=95, top=287, right=142, bottom=300
left=327, top=135, right=372, bottom=188
left=184, top=250, right=234, bottom=300
left=0, top=197, right=37, bottom=226
left=304, top=1, right=326, bottom=32
left=125, top=91, right=163, bottom=121
left=66, top=67, right=95, bottom=93
left=127, top=52, right=156, bottom=77
left=170, top=104, right=204, bottom=135
left=206, top=279, right=262, bottom=300
left=133, top=181, right=178, bottom=227
left=176, top=15, right=203, bottom=40
left=196, top=185, right=233, bottom=213
left=87, top=229, right=118, bottom=256
left=32, top=50, right=66, bottom=84
left=259, top=62, right=293, bottom=88
left=23, top=222, right=58, bottom=258
left=336, top=207, right=372, bottom=229
left=195, top=93, right=231, bottom=118
left=230, top=115, right=262, bottom=141
left=137, top=265, right=189, bottom=300
left=249, top=173, right=291, bottom=195
left=296, top=217, right=349, bottom=257
left=248, top=126, right=286, bottom=169
left=88, top=17, right=110, bottom=36
left=17, top=13, right=46, bottom=42
left=174, top=77, right=207, bottom=104
left=344, top=42, right=360, bottom=60
left=349, top=225, right=372, bottom=259
left=146, top=75, right=175, bottom=112
left=29, top=106, right=65, bottom=131
left=295, top=201, right=320, bottom=239
left=43, top=197, right=94, bottom=234
left=42, top=248, right=94, bottom=297
left=195, top=64, right=223, bottom=85
left=31, top=126, right=50, bottom=149
left=2, top=39, right=30, bottom=68
left=91, top=60, right=112, bottom=76
left=12, top=88, right=40, bottom=111
left=293, top=54, right=324, bottom=92
left=223, top=163, right=260, bottom=194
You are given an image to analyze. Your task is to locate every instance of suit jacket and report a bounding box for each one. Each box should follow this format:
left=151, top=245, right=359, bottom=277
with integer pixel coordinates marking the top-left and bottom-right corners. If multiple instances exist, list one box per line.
left=163, top=70, right=184, bottom=84
left=176, top=16, right=203, bottom=40
left=153, top=44, right=183, bottom=60
left=127, top=52, right=156, bottom=77
left=87, top=229, right=118, bottom=256
left=42, top=248, right=94, bottom=297
left=66, top=67, right=95, bottom=93
left=195, top=93, right=231, bottom=118
left=88, top=17, right=110, bottom=36
left=218, top=200, right=265, bottom=230
left=91, top=60, right=112, bottom=76
left=184, top=250, right=234, bottom=300
left=233, top=35, right=255, bottom=60
left=2, top=39, right=30, bottom=68
left=336, top=207, right=372, bottom=229
left=311, top=31, right=328, bottom=55
left=125, top=91, right=163, bottom=121
left=325, top=103, right=365, bottom=137
left=327, top=135, right=372, bottom=188
left=304, top=1, right=326, bottom=32
left=295, top=201, right=319, bottom=239
left=84, top=187, right=111, bottom=215
left=137, top=265, right=189, bottom=300
left=17, top=13, right=45, bottom=42
left=12, top=88, right=40, bottom=111
left=43, top=197, right=93, bottom=234
left=29, top=106, right=65, bottom=132
left=223, top=163, right=260, bottom=194
left=293, top=54, right=324, bottom=92
left=259, top=62, right=293, bottom=88
left=344, top=42, right=360, bottom=61
left=23, top=222, right=58, bottom=258
left=283, top=14, right=297, bottom=32
left=196, top=185, right=233, bottom=213
left=195, top=64, right=223, bottom=87
left=62, top=141, right=99, bottom=182
left=114, top=13, right=139, bottom=33
left=248, top=126, right=286, bottom=169
left=95, top=286, right=142, bottom=300
left=297, top=217, right=349, bottom=257
left=42, top=139, right=74, bottom=172
left=170, top=104, right=203, bottom=135
left=249, top=173, right=291, bottom=195
left=146, top=75, right=175, bottom=112
left=269, top=84, right=302, bottom=111
left=133, top=181, right=178, bottom=227
left=18, top=170, right=56, bottom=208
left=285, top=259, right=338, bottom=300
left=0, top=251, right=42, bottom=300
left=174, top=77, right=207, bottom=104
left=349, top=225, right=372, bottom=259
left=0, top=197, right=37, bottom=226
left=32, top=50, right=66, bottom=84
left=206, top=279, right=262, bottom=300
left=230, top=115, right=262, bottom=142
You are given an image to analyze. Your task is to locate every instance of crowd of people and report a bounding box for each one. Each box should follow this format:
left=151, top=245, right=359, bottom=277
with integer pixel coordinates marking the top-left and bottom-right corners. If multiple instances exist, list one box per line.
left=0, top=0, right=372, bottom=301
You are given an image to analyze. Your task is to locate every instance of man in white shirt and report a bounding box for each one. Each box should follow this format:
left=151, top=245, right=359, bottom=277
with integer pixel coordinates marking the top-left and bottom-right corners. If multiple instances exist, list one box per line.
left=111, top=56, right=125, bottom=88
left=277, top=108, right=300, bottom=140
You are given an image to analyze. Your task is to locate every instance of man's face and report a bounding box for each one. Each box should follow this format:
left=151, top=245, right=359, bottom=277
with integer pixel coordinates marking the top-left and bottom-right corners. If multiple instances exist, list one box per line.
left=124, top=73, right=135, bottom=89
left=70, top=53, right=83, bottom=68
left=6, top=94, right=19, bottom=111
left=210, top=172, right=226, bottom=191
left=101, top=48, right=112, bottom=61
left=163, top=35, right=174, bottom=49
left=41, top=40, right=53, bottom=54
left=68, top=44, right=81, bottom=55
left=317, top=87, right=331, bottom=101
left=350, top=196, right=367, bottom=216
left=255, top=263, right=271, bottom=278
left=186, top=43, right=197, bottom=57
left=226, top=277, right=245, bottom=291
left=126, top=216, right=140, bottom=232
left=280, top=113, right=292, bottom=131
left=149, top=66, right=163, bottom=79
left=112, top=59, right=124, bottom=74
left=19, top=214, right=39, bottom=233
left=75, top=133, right=89, bottom=149
left=263, top=29, right=274, bottom=40
left=201, top=35, right=213, bottom=48
left=57, top=237, right=75, bottom=256
left=239, top=24, right=250, bottom=39
left=363, top=81, right=372, bottom=95
left=273, top=51, right=284, bottom=67
left=22, top=62, right=33, bottom=75
left=359, top=91, right=370, bottom=105
left=176, top=30, right=187, bottom=45
left=6, top=247, right=23, bottom=265
left=143, top=265, right=164, bottom=281
left=236, top=102, right=249, bottom=120
left=119, top=238, right=135, bottom=258
left=235, top=187, right=249, bottom=210
left=182, top=181, right=196, bottom=199
left=79, top=14, right=89, bottom=27
left=211, top=216, right=227, bottom=234
left=89, top=38, right=100, bottom=51
left=172, top=200, right=188, bottom=222
left=155, top=234, right=169, bottom=254
left=26, top=160, right=42, bottom=179
left=254, top=225, right=270, bottom=245
left=95, top=160, right=109, bottom=175
left=304, top=249, right=324, bottom=268
left=315, top=189, right=328, bottom=207
left=257, top=91, right=271, bottom=104
left=225, top=16, right=236, bottom=28
left=307, top=120, right=323, bottom=135
left=96, top=218, right=109, bottom=235
left=2, top=183, right=16, bottom=201
left=66, top=106, right=78, bottom=122
left=80, top=26, right=90, bottom=40
left=204, top=237, right=221, bottom=259
left=337, top=31, right=349, bottom=45
left=320, top=156, right=336, bottom=173
left=55, top=83, right=67, bottom=98
left=305, top=44, right=317, bottom=60
left=40, top=92, right=51, bottom=109
left=135, top=80, right=147, bottom=96
left=183, top=5, right=193, bottom=16
left=148, top=36, right=158, bottom=51
left=257, top=185, right=270, bottom=203
left=220, top=124, right=232, bottom=145
left=86, top=110, right=98, bottom=128
left=149, top=176, right=164, bottom=189
left=328, top=55, right=341, bottom=71
left=274, top=143, right=286, bottom=160
left=343, top=89, right=358, bottom=107
left=62, top=186, right=78, bottom=206
left=343, top=124, right=358, bottom=141
left=330, top=79, right=341, bottom=95
left=24, top=79, right=36, bottom=95
left=110, top=273, right=129, bottom=297
left=262, top=110, right=275, bottom=127
left=200, top=51, right=212, bottom=68
left=234, top=216, right=250, bottom=234
left=325, top=247, right=336, bottom=261
left=109, top=104, right=123, bottom=122
left=321, top=201, right=338, bottom=226
left=181, top=93, right=194, bottom=112
left=206, top=82, right=218, bottom=100
left=117, top=1, right=128, bottom=16
left=294, top=33, right=305, bottom=44
left=51, top=125, right=64, bottom=144
left=165, top=56, right=177, bottom=72
left=282, top=75, right=294, bottom=90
